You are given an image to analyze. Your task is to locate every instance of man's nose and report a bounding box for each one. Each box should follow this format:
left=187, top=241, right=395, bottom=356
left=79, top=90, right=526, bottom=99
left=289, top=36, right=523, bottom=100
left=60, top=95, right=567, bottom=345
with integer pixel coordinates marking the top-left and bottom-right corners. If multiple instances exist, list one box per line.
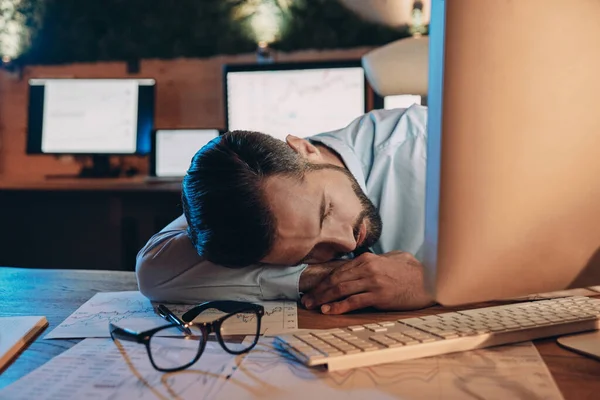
left=322, top=226, right=356, bottom=255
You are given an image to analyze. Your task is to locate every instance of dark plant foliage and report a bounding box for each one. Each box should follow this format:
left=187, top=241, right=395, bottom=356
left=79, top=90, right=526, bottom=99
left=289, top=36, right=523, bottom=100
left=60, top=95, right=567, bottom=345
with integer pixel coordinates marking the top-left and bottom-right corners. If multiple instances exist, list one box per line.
left=10, top=0, right=422, bottom=66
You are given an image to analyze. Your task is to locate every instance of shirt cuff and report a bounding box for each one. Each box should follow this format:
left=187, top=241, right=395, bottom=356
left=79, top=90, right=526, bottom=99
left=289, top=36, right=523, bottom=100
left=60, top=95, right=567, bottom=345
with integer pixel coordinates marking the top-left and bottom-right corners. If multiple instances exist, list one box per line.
left=258, top=264, right=308, bottom=300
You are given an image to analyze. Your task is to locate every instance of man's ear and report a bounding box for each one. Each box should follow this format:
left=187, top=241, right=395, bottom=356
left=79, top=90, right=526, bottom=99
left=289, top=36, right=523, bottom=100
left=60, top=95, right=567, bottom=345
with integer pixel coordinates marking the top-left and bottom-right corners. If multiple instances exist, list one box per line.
left=286, top=135, right=324, bottom=162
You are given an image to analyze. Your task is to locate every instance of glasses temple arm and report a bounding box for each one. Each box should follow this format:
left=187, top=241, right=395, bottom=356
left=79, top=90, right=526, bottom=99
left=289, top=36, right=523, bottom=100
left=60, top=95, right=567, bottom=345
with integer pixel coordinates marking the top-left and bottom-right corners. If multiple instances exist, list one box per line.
left=109, top=324, right=146, bottom=343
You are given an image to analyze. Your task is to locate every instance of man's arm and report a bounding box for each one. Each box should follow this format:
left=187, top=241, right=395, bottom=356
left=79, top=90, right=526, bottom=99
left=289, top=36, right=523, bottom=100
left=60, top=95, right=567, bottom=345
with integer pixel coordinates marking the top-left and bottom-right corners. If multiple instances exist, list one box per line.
left=136, top=215, right=308, bottom=303
left=300, top=251, right=435, bottom=314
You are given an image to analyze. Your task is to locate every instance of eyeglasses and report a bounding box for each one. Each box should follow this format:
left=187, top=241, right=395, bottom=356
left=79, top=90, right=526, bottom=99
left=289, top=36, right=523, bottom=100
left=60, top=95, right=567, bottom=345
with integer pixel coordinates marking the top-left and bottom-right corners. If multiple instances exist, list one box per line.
left=109, top=300, right=264, bottom=372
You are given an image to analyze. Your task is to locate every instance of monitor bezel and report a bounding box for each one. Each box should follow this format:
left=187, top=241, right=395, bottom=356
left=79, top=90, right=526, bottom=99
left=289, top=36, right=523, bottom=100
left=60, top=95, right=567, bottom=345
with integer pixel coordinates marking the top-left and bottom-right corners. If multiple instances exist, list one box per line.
left=222, top=60, right=368, bottom=132
left=26, top=78, right=156, bottom=156
left=372, top=93, right=429, bottom=110
left=149, top=128, right=223, bottom=177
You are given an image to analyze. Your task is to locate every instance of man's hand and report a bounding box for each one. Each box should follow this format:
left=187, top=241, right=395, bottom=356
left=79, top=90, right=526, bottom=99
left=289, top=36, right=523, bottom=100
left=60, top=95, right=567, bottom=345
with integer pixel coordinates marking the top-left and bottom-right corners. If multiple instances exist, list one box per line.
left=301, top=251, right=434, bottom=314
left=299, top=260, right=346, bottom=293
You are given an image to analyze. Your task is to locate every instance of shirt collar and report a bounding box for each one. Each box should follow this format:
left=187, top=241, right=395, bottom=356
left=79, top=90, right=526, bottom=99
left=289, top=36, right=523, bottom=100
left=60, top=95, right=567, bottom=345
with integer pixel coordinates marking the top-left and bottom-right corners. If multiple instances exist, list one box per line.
left=308, top=136, right=368, bottom=194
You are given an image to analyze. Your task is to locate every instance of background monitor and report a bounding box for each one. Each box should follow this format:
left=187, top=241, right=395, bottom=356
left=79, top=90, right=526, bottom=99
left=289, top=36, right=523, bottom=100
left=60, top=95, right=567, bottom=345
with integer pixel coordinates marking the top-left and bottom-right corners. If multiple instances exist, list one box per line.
left=27, top=78, right=155, bottom=155
left=150, top=129, right=220, bottom=178
left=224, top=61, right=367, bottom=140
left=373, top=94, right=423, bottom=110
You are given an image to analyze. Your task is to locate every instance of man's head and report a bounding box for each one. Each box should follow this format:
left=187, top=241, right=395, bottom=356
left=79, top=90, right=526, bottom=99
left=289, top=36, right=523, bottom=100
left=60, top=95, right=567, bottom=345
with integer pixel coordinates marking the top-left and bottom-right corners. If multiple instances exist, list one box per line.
left=182, top=130, right=382, bottom=267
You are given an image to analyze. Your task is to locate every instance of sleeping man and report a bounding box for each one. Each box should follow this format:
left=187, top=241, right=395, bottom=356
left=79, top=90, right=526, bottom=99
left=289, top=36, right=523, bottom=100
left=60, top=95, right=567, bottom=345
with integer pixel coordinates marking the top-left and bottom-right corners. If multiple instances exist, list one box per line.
left=136, top=105, right=434, bottom=314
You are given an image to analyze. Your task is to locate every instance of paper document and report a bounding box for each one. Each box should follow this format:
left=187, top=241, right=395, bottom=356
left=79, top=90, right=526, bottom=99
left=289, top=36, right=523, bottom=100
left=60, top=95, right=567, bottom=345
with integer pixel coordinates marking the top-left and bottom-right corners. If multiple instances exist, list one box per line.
left=216, top=337, right=564, bottom=400
left=45, top=291, right=297, bottom=339
left=0, top=338, right=239, bottom=400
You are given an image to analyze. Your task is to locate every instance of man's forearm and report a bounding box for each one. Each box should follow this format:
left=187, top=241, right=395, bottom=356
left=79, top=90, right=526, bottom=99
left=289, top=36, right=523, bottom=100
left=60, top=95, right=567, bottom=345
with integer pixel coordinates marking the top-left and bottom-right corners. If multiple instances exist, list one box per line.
left=299, top=260, right=347, bottom=293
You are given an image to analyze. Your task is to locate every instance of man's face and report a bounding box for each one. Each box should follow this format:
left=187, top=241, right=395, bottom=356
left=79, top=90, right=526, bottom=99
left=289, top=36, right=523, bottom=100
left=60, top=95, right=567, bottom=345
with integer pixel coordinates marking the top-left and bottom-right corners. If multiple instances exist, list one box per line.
left=260, top=165, right=382, bottom=265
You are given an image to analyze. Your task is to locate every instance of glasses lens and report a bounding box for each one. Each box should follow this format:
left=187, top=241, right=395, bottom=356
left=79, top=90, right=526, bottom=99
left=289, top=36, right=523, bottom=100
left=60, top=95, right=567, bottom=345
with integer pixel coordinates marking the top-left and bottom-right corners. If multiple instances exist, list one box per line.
left=220, top=310, right=259, bottom=353
left=149, top=325, right=204, bottom=371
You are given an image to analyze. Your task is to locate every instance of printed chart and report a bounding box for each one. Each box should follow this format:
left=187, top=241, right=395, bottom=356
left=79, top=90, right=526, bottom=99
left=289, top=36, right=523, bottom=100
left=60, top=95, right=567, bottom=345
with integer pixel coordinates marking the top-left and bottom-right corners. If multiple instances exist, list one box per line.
left=45, top=291, right=297, bottom=339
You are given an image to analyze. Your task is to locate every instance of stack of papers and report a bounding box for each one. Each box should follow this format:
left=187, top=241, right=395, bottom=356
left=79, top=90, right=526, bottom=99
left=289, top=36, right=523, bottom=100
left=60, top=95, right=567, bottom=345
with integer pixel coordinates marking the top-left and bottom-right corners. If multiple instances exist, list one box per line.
left=0, top=290, right=571, bottom=399
left=1, top=337, right=564, bottom=400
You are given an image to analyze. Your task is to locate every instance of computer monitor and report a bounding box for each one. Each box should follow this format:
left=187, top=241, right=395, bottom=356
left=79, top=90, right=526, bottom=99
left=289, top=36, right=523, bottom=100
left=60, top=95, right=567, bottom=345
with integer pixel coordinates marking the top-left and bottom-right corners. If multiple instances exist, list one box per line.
left=27, top=78, right=155, bottom=177
left=423, top=0, right=600, bottom=306
left=374, top=94, right=423, bottom=110
left=224, top=61, right=367, bottom=140
left=149, top=129, right=220, bottom=178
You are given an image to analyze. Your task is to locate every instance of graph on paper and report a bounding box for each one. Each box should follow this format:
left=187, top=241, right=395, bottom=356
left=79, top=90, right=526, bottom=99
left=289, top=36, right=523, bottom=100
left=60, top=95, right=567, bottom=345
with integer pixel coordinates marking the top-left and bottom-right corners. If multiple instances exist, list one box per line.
left=45, top=291, right=297, bottom=339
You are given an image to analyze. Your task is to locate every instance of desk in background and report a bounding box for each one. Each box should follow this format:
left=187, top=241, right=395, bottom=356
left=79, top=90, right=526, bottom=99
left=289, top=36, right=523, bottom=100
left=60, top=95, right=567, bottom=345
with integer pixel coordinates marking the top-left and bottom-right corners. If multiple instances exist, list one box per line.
left=0, top=179, right=182, bottom=271
left=1, top=267, right=599, bottom=398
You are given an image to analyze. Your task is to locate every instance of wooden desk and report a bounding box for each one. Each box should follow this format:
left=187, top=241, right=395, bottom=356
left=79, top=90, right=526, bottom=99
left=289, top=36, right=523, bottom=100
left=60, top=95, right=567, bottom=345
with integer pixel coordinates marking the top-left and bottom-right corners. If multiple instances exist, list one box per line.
left=1, top=267, right=599, bottom=398
left=0, top=179, right=183, bottom=271
left=0, top=178, right=182, bottom=192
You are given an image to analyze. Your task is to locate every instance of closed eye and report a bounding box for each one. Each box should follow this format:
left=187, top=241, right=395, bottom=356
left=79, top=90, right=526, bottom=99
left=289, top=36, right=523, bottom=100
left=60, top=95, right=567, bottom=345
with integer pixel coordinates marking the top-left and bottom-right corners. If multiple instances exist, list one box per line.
left=296, top=200, right=332, bottom=265
left=324, top=203, right=333, bottom=219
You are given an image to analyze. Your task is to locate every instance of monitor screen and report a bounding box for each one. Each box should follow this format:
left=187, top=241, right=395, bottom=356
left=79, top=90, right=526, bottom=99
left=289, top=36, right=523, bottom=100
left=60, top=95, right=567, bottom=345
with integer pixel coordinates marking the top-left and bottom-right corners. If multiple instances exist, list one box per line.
left=384, top=94, right=422, bottom=109
left=225, top=62, right=366, bottom=140
left=27, top=78, right=155, bottom=155
left=153, top=129, right=219, bottom=177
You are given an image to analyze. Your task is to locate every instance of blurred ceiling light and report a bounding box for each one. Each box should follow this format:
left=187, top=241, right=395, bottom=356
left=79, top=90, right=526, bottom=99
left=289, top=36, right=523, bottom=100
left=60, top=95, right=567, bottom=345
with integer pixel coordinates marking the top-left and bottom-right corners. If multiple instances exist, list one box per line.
left=232, top=0, right=293, bottom=44
left=0, top=0, right=26, bottom=59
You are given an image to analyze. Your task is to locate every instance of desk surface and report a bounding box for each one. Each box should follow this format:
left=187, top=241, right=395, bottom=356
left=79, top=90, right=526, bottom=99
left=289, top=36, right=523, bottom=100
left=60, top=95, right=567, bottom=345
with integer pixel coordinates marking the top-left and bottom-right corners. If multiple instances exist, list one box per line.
left=0, top=178, right=182, bottom=192
left=1, top=267, right=599, bottom=398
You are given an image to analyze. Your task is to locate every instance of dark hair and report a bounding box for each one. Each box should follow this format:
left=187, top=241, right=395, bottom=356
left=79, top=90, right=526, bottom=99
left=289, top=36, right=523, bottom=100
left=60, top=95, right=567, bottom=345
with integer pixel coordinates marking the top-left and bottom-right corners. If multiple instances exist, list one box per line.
left=182, top=130, right=307, bottom=268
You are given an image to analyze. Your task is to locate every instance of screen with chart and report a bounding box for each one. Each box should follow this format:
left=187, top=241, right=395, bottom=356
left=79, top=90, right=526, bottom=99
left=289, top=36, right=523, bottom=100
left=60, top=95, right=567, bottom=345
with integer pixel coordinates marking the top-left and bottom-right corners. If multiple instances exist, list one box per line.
left=153, top=129, right=219, bottom=177
left=225, top=62, right=366, bottom=140
left=27, top=78, right=155, bottom=155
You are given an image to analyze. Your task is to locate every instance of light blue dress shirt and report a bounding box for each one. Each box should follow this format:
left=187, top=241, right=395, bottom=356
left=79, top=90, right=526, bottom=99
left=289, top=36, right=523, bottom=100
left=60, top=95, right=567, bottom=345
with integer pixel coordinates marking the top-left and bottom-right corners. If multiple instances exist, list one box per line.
left=136, top=105, right=428, bottom=303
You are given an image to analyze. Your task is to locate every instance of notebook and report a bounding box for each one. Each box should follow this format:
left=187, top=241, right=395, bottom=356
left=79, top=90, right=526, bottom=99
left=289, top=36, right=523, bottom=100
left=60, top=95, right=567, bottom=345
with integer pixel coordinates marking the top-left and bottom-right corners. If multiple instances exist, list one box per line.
left=0, top=316, right=48, bottom=369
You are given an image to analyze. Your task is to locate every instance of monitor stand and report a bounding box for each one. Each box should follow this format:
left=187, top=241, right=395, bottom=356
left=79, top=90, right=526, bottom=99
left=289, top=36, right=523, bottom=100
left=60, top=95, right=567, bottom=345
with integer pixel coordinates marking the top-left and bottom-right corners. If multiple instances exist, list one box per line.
left=46, top=155, right=122, bottom=179
left=557, top=331, right=600, bottom=361
left=78, top=155, right=121, bottom=178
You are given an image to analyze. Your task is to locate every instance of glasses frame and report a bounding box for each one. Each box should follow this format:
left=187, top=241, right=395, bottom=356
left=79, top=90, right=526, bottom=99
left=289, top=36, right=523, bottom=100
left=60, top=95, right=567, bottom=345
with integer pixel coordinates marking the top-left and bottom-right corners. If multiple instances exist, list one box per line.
left=109, top=300, right=265, bottom=372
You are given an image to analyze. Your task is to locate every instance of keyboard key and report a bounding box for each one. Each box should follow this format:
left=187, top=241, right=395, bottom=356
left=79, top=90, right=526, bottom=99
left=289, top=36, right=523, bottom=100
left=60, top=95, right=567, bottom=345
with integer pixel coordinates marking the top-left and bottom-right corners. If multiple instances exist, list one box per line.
left=437, top=332, right=459, bottom=339
left=348, top=325, right=365, bottom=332
left=398, top=338, right=420, bottom=345
left=321, top=350, right=344, bottom=357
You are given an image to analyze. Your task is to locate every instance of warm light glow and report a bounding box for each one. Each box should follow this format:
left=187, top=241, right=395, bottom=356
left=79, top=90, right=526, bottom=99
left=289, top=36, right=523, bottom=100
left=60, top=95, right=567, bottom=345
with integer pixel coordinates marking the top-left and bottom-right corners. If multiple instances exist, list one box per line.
left=250, top=1, right=280, bottom=43
left=0, top=0, right=25, bottom=58
left=232, top=0, right=293, bottom=44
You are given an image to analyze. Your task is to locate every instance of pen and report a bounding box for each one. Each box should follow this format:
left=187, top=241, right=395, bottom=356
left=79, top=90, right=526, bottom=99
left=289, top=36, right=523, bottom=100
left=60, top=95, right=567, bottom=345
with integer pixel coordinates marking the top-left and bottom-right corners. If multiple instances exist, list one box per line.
left=157, top=304, right=192, bottom=335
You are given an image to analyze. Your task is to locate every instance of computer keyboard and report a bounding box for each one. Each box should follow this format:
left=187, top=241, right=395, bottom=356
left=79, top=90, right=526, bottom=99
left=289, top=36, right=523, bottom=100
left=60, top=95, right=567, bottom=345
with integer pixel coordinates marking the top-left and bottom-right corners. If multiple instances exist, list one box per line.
left=275, top=296, right=600, bottom=371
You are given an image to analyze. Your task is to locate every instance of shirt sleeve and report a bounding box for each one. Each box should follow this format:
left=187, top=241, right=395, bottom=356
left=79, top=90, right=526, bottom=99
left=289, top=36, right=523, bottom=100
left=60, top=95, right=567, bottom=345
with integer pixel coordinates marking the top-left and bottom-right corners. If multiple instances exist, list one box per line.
left=135, top=215, right=308, bottom=303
